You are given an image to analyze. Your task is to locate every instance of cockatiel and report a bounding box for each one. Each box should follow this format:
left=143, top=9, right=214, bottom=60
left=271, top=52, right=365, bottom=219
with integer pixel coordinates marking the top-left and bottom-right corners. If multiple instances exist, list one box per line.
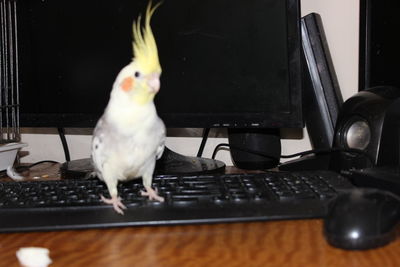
left=91, top=2, right=165, bottom=214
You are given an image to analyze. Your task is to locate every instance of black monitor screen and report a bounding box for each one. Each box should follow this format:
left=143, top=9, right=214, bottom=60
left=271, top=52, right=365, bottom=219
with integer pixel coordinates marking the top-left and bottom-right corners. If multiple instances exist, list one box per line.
left=17, top=0, right=302, bottom=128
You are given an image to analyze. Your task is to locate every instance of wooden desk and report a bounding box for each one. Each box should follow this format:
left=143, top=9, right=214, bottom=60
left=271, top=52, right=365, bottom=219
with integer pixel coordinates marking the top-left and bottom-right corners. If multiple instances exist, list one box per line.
left=1, top=164, right=399, bottom=266
left=1, top=220, right=399, bottom=267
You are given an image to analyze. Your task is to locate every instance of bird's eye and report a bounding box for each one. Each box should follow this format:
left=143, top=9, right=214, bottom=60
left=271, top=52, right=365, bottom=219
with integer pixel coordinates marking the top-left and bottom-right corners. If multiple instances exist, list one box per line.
left=134, top=71, right=141, bottom=78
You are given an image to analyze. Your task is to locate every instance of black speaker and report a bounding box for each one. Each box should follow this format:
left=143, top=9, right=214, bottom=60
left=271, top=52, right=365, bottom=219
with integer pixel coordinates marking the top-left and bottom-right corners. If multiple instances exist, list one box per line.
left=330, top=86, right=400, bottom=172
left=228, top=128, right=281, bottom=170
left=301, top=13, right=343, bottom=150
left=280, top=13, right=342, bottom=171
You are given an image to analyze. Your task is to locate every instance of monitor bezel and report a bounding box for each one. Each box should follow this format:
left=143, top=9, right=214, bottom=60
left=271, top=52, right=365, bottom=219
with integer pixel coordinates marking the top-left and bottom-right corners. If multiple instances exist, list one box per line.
left=359, top=0, right=400, bottom=92
left=359, top=0, right=370, bottom=91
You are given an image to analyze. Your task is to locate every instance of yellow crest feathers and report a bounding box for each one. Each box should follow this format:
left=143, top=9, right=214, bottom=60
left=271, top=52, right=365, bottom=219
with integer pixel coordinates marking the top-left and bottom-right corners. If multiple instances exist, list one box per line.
left=132, top=1, right=162, bottom=74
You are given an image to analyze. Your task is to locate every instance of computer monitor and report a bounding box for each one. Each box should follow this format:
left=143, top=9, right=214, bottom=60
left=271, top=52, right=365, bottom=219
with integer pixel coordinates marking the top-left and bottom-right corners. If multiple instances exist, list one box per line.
left=359, top=0, right=400, bottom=91
left=16, top=0, right=302, bottom=173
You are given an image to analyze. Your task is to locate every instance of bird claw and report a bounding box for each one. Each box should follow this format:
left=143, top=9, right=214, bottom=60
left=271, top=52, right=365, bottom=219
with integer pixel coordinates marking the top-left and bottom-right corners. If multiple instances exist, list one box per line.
left=100, top=195, right=127, bottom=215
left=141, top=187, right=164, bottom=202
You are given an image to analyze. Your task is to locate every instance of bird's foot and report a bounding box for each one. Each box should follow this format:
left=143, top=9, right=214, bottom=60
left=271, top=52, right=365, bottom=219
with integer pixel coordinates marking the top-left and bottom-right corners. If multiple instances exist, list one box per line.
left=141, top=186, right=165, bottom=202
left=100, top=195, right=127, bottom=215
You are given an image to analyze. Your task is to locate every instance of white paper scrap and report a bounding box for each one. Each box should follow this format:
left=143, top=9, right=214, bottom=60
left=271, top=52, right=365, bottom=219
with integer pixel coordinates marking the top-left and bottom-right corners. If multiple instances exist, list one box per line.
left=16, top=247, right=52, bottom=267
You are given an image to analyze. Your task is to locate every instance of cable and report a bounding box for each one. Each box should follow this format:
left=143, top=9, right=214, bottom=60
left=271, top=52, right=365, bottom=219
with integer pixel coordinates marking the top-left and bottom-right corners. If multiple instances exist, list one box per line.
left=15, top=160, right=59, bottom=172
left=196, top=128, right=210, bottom=157
left=212, top=143, right=229, bottom=159
left=211, top=143, right=279, bottom=161
left=211, top=143, right=376, bottom=167
left=58, top=127, right=71, bottom=162
left=25, top=160, right=59, bottom=168
left=279, top=147, right=375, bottom=166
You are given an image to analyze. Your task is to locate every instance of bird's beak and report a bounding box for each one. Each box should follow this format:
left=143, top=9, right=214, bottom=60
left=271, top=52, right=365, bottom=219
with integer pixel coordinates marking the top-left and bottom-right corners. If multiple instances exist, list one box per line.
left=147, top=73, right=160, bottom=94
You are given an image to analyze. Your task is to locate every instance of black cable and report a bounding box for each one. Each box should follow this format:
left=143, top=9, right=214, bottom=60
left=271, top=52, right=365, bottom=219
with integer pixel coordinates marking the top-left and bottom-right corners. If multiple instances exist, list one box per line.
left=211, top=143, right=376, bottom=167
left=212, top=143, right=279, bottom=161
left=279, top=147, right=375, bottom=166
left=58, top=127, right=71, bottom=162
left=211, top=143, right=229, bottom=159
left=197, top=128, right=210, bottom=157
left=15, top=160, right=59, bottom=172
left=26, top=160, right=59, bottom=168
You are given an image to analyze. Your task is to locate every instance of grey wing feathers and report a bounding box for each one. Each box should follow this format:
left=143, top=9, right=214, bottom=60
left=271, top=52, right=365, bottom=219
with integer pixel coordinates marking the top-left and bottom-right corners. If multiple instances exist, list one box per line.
left=155, top=118, right=166, bottom=160
left=91, top=117, right=108, bottom=179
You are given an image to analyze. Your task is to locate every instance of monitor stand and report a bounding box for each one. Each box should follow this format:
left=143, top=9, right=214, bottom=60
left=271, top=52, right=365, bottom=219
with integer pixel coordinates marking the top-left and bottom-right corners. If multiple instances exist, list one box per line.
left=60, top=147, right=226, bottom=179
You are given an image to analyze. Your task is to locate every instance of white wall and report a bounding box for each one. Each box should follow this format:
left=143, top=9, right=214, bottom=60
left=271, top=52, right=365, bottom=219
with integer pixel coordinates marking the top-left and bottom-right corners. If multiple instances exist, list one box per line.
left=20, top=0, right=360, bottom=166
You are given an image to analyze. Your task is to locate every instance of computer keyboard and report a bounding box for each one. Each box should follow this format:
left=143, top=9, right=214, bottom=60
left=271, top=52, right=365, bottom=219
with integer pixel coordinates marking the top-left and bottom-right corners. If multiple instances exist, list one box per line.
left=0, top=170, right=354, bottom=232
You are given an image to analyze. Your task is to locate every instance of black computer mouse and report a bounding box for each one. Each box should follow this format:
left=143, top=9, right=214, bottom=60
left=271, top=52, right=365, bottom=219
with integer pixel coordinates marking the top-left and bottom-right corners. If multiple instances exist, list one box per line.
left=323, top=188, right=400, bottom=250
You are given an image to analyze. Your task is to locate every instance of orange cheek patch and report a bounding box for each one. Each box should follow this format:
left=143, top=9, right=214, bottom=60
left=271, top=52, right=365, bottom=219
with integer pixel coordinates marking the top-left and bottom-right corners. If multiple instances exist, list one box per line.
left=121, top=77, right=134, bottom=92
